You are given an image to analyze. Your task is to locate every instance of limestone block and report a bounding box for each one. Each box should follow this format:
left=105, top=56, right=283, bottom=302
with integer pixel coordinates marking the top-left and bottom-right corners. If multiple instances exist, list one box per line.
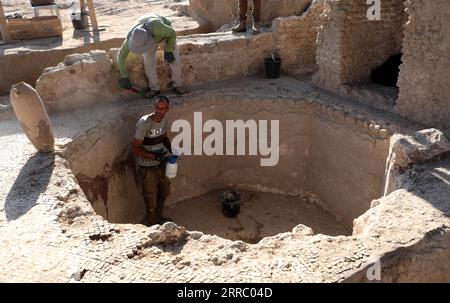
left=147, top=222, right=188, bottom=245
left=390, top=129, right=450, bottom=170
left=384, top=128, right=450, bottom=195
left=36, top=50, right=124, bottom=112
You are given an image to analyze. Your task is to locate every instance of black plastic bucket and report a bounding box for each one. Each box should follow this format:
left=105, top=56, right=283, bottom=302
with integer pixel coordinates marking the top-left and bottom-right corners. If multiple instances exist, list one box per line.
left=265, top=57, right=281, bottom=79
left=221, top=190, right=241, bottom=218
left=71, top=10, right=89, bottom=30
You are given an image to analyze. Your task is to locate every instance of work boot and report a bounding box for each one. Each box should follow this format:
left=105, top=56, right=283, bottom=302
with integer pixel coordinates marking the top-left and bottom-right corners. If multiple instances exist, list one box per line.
left=252, top=22, right=261, bottom=35
left=145, top=90, right=160, bottom=98
left=231, top=22, right=247, bottom=33
left=173, top=86, right=188, bottom=95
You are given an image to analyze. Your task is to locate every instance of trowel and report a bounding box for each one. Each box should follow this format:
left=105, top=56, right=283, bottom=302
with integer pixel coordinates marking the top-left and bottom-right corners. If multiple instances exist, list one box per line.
left=127, top=86, right=148, bottom=98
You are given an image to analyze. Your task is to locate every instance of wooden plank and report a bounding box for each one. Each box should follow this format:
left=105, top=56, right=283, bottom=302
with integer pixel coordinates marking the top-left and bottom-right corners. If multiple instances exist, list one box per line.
left=86, top=0, right=98, bottom=31
left=79, top=0, right=86, bottom=10
left=0, top=1, right=12, bottom=43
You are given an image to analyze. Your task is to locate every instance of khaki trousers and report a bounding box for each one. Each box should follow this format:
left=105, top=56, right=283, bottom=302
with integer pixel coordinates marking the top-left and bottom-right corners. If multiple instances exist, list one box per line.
left=142, top=41, right=183, bottom=91
left=138, top=166, right=171, bottom=225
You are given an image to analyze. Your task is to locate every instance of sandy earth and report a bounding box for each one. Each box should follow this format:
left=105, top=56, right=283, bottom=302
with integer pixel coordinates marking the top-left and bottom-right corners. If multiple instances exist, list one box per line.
left=1, top=0, right=198, bottom=53
left=166, top=190, right=351, bottom=243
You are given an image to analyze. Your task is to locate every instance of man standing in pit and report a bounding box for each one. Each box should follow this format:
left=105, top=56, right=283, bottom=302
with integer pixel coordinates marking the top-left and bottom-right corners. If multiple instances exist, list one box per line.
left=231, top=0, right=261, bottom=35
left=117, top=14, right=187, bottom=97
left=132, top=95, right=173, bottom=226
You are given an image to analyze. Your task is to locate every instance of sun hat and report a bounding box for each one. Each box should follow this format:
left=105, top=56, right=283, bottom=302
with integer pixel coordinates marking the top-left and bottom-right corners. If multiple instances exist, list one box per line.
left=128, top=25, right=154, bottom=54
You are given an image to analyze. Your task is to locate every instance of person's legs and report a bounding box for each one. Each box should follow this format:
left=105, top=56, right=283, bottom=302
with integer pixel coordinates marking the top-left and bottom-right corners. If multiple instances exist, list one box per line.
left=252, top=0, right=261, bottom=23
left=239, top=0, right=249, bottom=22
left=156, top=170, right=171, bottom=220
left=168, top=45, right=183, bottom=88
left=232, top=0, right=248, bottom=33
left=252, top=0, right=262, bottom=34
left=142, top=43, right=160, bottom=92
left=139, top=167, right=160, bottom=225
left=158, top=41, right=185, bottom=94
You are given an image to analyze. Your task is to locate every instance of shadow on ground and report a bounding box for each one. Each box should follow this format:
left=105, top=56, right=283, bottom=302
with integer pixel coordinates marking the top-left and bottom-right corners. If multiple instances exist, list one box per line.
left=5, top=152, right=55, bottom=221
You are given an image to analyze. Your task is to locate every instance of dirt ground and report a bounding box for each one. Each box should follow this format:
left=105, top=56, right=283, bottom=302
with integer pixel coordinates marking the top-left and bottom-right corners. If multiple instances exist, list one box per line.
left=166, top=190, right=351, bottom=244
left=1, top=0, right=198, bottom=53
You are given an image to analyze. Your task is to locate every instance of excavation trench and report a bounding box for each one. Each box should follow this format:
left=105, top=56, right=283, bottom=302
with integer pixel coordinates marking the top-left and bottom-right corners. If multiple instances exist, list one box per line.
left=66, top=98, right=390, bottom=244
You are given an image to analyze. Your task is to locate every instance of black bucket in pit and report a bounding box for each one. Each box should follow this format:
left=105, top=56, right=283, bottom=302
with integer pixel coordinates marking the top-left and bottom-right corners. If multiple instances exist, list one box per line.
left=265, top=57, right=282, bottom=79
left=221, top=190, right=241, bottom=218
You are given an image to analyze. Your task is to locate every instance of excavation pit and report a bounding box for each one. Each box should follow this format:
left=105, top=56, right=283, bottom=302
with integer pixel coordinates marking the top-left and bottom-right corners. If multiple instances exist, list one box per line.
left=166, top=190, right=351, bottom=244
left=65, top=92, right=390, bottom=244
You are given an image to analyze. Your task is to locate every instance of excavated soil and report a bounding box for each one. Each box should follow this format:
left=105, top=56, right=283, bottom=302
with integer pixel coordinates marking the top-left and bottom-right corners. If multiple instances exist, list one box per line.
left=166, top=190, right=351, bottom=244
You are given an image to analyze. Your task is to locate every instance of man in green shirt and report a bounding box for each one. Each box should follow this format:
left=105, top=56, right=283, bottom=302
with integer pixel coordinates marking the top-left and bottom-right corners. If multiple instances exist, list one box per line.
left=117, top=15, right=186, bottom=97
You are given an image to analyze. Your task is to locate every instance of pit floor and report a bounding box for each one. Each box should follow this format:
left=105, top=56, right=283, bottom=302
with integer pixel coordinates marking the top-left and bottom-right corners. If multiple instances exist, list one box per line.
left=165, top=190, right=352, bottom=244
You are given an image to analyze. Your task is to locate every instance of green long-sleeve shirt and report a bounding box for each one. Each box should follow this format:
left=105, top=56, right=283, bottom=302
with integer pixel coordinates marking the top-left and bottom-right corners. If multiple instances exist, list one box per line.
left=117, top=15, right=176, bottom=78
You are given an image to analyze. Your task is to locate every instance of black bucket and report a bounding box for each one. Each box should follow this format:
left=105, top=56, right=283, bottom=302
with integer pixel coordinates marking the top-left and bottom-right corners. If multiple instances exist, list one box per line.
left=71, top=10, right=89, bottom=30
left=221, top=190, right=241, bottom=218
left=265, top=57, right=281, bottom=79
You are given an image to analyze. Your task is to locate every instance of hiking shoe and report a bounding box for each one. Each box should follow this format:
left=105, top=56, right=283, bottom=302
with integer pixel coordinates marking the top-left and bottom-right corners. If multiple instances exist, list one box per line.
left=231, top=22, right=247, bottom=33
left=252, top=22, right=261, bottom=35
left=145, top=90, right=160, bottom=98
left=173, top=86, right=188, bottom=95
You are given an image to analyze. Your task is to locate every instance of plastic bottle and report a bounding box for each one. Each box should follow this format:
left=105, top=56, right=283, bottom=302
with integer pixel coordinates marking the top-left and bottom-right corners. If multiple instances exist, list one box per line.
left=165, top=155, right=178, bottom=179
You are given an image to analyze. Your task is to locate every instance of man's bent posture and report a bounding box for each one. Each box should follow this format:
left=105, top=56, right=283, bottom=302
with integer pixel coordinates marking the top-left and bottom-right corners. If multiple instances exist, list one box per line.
left=132, top=96, right=173, bottom=226
left=118, top=14, right=186, bottom=97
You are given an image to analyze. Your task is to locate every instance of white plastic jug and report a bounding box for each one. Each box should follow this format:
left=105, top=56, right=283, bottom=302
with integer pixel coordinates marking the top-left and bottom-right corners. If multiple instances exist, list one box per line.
left=165, top=156, right=178, bottom=179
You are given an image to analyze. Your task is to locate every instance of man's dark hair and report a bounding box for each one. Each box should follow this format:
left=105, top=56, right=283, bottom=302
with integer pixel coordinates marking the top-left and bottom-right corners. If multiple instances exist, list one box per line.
left=154, top=95, right=170, bottom=106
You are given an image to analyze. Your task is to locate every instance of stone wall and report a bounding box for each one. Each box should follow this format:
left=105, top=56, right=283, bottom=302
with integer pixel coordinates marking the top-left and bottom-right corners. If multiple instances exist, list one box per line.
left=116, top=32, right=273, bottom=91
left=396, top=0, right=450, bottom=131
left=272, top=0, right=326, bottom=75
left=314, top=0, right=407, bottom=90
left=0, top=39, right=123, bottom=95
left=187, top=0, right=313, bottom=31
left=36, top=51, right=127, bottom=112
left=36, top=13, right=323, bottom=112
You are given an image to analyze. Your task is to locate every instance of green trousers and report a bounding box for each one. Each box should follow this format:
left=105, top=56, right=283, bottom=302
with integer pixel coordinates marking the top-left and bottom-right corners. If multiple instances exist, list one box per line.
left=138, top=166, right=171, bottom=225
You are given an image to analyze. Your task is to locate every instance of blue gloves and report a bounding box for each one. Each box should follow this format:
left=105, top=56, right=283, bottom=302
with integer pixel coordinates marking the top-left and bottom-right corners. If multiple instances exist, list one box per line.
left=164, top=51, right=176, bottom=64
left=119, top=77, right=132, bottom=89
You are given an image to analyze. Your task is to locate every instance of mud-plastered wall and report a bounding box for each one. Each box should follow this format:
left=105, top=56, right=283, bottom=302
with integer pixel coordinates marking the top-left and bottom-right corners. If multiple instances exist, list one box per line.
left=396, top=0, right=450, bottom=131
left=65, top=97, right=390, bottom=227
left=65, top=110, right=146, bottom=223
left=314, top=0, right=407, bottom=90
left=306, top=110, right=390, bottom=226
